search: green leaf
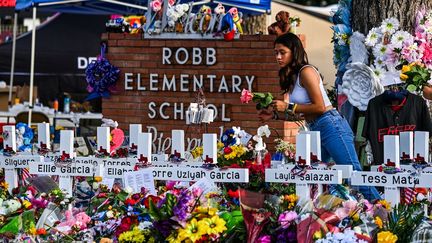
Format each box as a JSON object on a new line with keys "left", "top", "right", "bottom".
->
{"left": 149, "top": 198, "right": 162, "bottom": 221}
{"left": 407, "top": 84, "right": 417, "bottom": 92}
{"left": 116, "top": 191, "right": 129, "bottom": 202}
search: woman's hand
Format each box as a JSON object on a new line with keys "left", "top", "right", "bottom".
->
{"left": 258, "top": 107, "right": 274, "bottom": 122}
{"left": 272, "top": 100, "right": 288, "bottom": 112}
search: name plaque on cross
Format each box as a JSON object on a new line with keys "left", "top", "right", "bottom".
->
{"left": 265, "top": 168, "right": 342, "bottom": 184}
{"left": 351, "top": 171, "right": 432, "bottom": 187}
{"left": 96, "top": 158, "right": 135, "bottom": 178}
{"left": 151, "top": 167, "right": 249, "bottom": 182}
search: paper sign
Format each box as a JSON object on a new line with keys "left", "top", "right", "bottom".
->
{"left": 240, "top": 132, "right": 253, "bottom": 146}
{"left": 123, "top": 169, "right": 156, "bottom": 195}
{"left": 101, "top": 177, "right": 115, "bottom": 189}
{"left": 188, "top": 177, "right": 219, "bottom": 195}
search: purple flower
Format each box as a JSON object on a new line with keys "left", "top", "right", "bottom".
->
{"left": 172, "top": 189, "right": 192, "bottom": 222}
{"left": 153, "top": 219, "right": 175, "bottom": 237}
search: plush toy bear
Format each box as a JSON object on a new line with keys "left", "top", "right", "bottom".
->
{"left": 74, "top": 212, "right": 92, "bottom": 230}
{"left": 268, "top": 11, "right": 290, "bottom": 36}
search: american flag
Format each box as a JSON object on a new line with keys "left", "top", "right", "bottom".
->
{"left": 20, "top": 168, "right": 35, "bottom": 186}
{"left": 403, "top": 188, "right": 416, "bottom": 204}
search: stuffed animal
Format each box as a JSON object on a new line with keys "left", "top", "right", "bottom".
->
{"left": 268, "top": 11, "right": 290, "bottom": 36}
{"left": 74, "top": 212, "right": 92, "bottom": 230}
{"left": 214, "top": 3, "right": 225, "bottom": 15}
{"left": 228, "top": 7, "right": 243, "bottom": 34}
{"left": 56, "top": 210, "right": 76, "bottom": 233}
{"left": 16, "top": 123, "right": 33, "bottom": 152}
{"left": 197, "top": 5, "right": 212, "bottom": 33}
{"left": 153, "top": 20, "right": 162, "bottom": 34}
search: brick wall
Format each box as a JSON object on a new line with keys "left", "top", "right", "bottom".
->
{"left": 102, "top": 33, "right": 302, "bottom": 151}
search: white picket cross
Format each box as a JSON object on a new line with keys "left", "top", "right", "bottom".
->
{"left": 0, "top": 125, "right": 43, "bottom": 193}
{"left": 266, "top": 133, "right": 343, "bottom": 202}
{"left": 369, "top": 133, "right": 431, "bottom": 206}
{"left": 129, "top": 124, "right": 142, "bottom": 150}
{"left": 97, "top": 127, "right": 111, "bottom": 154}
{"left": 37, "top": 123, "right": 51, "bottom": 150}
{"left": 171, "top": 130, "right": 185, "bottom": 159}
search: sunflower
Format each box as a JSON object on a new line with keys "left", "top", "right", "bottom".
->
{"left": 178, "top": 218, "right": 205, "bottom": 242}
{"left": 198, "top": 216, "right": 227, "bottom": 235}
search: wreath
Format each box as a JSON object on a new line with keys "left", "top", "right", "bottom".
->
{"left": 85, "top": 43, "right": 120, "bottom": 100}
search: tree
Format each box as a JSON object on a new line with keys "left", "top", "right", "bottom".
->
{"left": 351, "top": 0, "right": 432, "bottom": 34}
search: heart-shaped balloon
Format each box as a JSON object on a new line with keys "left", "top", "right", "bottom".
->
{"left": 110, "top": 128, "right": 124, "bottom": 154}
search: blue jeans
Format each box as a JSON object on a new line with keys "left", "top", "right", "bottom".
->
{"left": 308, "top": 109, "right": 381, "bottom": 201}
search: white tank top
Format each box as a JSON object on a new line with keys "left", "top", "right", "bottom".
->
{"left": 289, "top": 65, "right": 332, "bottom": 106}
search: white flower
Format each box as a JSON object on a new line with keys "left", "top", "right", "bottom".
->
{"left": 373, "top": 58, "right": 386, "bottom": 69}
{"left": 342, "top": 62, "right": 384, "bottom": 111}
{"left": 365, "top": 27, "right": 382, "bottom": 47}
{"left": 380, "top": 17, "right": 399, "bottom": 34}
{"left": 106, "top": 210, "right": 114, "bottom": 218}
{"left": 257, "top": 125, "right": 271, "bottom": 137}
{"left": 372, "top": 65, "right": 386, "bottom": 80}
{"left": 391, "top": 30, "right": 413, "bottom": 49}
{"left": 372, "top": 43, "right": 389, "bottom": 60}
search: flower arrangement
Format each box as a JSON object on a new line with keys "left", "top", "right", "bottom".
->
{"left": 217, "top": 126, "right": 253, "bottom": 168}
{"left": 274, "top": 138, "right": 296, "bottom": 163}
{"left": 289, "top": 16, "right": 301, "bottom": 27}
{"left": 364, "top": 10, "right": 432, "bottom": 91}
{"left": 240, "top": 89, "right": 274, "bottom": 110}
{"left": 400, "top": 62, "right": 431, "bottom": 92}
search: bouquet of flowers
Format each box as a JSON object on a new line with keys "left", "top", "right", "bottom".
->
{"left": 217, "top": 127, "right": 253, "bottom": 168}
{"left": 240, "top": 89, "right": 274, "bottom": 110}
{"left": 400, "top": 62, "right": 431, "bottom": 92}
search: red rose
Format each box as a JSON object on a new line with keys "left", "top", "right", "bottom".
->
{"left": 224, "top": 147, "right": 233, "bottom": 154}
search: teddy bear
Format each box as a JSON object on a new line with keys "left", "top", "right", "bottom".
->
{"left": 228, "top": 7, "right": 243, "bottom": 34}
{"left": 268, "top": 11, "right": 290, "bottom": 36}
{"left": 74, "top": 212, "right": 92, "bottom": 230}
{"left": 195, "top": 5, "right": 212, "bottom": 33}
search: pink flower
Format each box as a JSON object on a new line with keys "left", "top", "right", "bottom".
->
{"left": 150, "top": 0, "right": 162, "bottom": 12}
{"left": 168, "top": 0, "right": 176, "bottom": 6}
{"left": 420, "top": 42, "right": 432, "bottom": 65}
{"left": 278, "top": 211, "right": 298, "bottom": 228}
{"left": 240, "top": 89, "right": 253, "bottom": 103}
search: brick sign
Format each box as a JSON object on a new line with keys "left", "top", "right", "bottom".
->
{"left": 102, "top": 34, "right": 303, "bottom": 152}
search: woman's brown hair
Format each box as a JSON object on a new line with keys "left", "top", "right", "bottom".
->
{"left": 274, "top": 33, "right": 309, "bottom": 93}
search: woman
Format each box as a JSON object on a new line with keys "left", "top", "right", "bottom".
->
{"left": 259, "top": 32, "right": 380, "bottom": 201}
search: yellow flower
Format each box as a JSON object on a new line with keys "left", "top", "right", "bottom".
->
{"left": 0, "top": 181, "right": 8, "bottom": 189}
{"left": 28, "top": 227, "right": 36, "bottom": 235}
{"left": 178, "top": 218, "right": 205, "bottom": 242}
{"left": 401, "top": 65, "right": 411, "bottom": 73}
{"left": 198, "top": 216, "right": 227, "bottom": 235}
{"left": 377, "top": 231, "right": 398, "bottom": 243}
{"left": 94, "top": 176, "right": 102, "bottom": 182}
{"left": 195, "top": 206, "right": 217, "bottom": 216}
{"left": 378, "top": 200, "right": 392, "bottom": 211}
{"left": 313, "top": 230, "right": 323, "bottom": 240}
{"left": 375, "top": 216, "right": 383, "bottom": 229}
{"left": 400, "top": 73, "right": 408, "bottom": 81}
{"left": 217, "top": 142, "right": 224, "bottom": 149}
{"left": 166, "top": 231, "right": 181, "bottom": 243}
{"left": 284, "top": 194, "right": 298, "bottom": 203}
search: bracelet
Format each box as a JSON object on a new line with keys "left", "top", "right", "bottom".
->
{"left": 293, "top": 104, "right": 298, "bottom": 114}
